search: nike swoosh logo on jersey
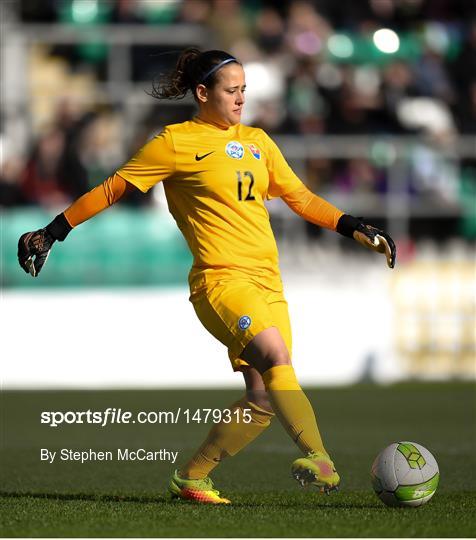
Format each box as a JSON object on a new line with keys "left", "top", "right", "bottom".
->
{"left": 195, "top": 151, "right": 214, "bottom": 161}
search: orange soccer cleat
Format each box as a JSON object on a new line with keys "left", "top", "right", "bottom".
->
{"left": 168, "top": 470, "right": 231, "bottom": 504}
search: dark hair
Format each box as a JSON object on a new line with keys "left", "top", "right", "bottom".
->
{"left": 150, "top": 48, "right": 241, "bottom": 100}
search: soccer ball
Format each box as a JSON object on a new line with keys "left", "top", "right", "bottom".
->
{"left": 371, "top": 441, "right": 439, "bottom": 507}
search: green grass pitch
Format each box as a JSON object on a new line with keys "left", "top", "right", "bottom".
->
{"left": 1, "top": 383, "right": 475, "bottom": 537}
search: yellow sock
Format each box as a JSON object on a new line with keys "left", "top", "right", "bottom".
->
{"left": 181, "top": 396, "right": 274, "bottom": 479}
{"left": 262, "top": 364, "right": 327, "bottom": 456}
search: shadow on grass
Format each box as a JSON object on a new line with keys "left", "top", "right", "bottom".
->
{"left": 0, "top": 491, "right": 166, "bottom": 504}
{"left": 232, "top": 501, "right": 383, "bottom": 510}
{"left": 0, "top": 490, "right": 383, "bottom": 509}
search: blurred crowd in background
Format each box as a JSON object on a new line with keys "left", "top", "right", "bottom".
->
{"left": 1, "top": 0, "right": 475, "bottom": 241}
{"left": 2, "top": 0, "right": 473, "bottom": 381}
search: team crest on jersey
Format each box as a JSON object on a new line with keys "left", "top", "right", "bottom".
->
{"left": 248, "top": 144, "right": 261, "bottom": 160}
{"left": 238, "top": 315, "right": 251, "bottom": 330}
{"left": 225, "top": 141, "right": 244, "bottom": 159}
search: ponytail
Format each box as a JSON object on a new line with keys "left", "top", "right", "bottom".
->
{"left": 150, "top": 48, "right": 240, "bottom": 101}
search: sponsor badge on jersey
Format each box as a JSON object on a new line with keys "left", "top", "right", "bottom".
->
{"left": 238, "top": 315, "right": 251, "bottom": 330}
{"left": 225, "top": 141, "right": 244, "bottom": 159}
{"left": 248, "top": 144, "right": 261, "bottom": 160}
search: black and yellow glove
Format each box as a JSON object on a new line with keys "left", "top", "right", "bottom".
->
{"left": 337, "top": 214, "right": 396, "bottom": 269}
{"left": 18, "top": 214, "right": 72, "bottom": 277}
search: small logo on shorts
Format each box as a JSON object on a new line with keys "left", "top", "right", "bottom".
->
{"left": 238, "top": 315, "right": 251, "bottom": 330}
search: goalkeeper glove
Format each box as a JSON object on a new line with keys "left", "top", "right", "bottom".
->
{"left": 18, "top": 214, "right": 72, "bottom": 277}
{"left": 336, "top": 214, "right": 396, "bottom": 269}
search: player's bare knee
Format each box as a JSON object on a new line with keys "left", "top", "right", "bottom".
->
{"left": 241, "top": 327, "right": 291, "bottom": 373}
{"left": 257, "top": 343, "right": 291, "bottom": 371}
{"left": 267, "top": 347, "right": 291, "bottom": 367}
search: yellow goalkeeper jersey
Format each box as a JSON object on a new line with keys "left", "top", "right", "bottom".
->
{"left": 117, "top": 117, "right": 303, "bottom": 292}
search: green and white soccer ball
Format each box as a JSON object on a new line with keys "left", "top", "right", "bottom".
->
{"left": 371, "top": 441, "right": 439, "bottom": 507}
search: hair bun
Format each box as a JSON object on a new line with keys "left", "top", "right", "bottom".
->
{"left": 149, "top": 48, "right": 239, "bottom": 101}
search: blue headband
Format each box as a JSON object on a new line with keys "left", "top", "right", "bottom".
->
{"left": 198, "top": 58, "right": 238, "bottom": 84}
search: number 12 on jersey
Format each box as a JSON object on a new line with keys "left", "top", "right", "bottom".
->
{"left": 237, "top": 170, "right": 256, "bottom": 201}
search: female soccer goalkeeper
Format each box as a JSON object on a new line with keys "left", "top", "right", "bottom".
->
{"left": 18, "top": 48, "right": 396, "bottom": 504}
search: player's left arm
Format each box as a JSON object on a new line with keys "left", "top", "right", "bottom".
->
{"left": 262, "top": 131, "right": 396, "bottom": 269}
{"left": 282, "top": 185, "right": 396, "bottom": 269}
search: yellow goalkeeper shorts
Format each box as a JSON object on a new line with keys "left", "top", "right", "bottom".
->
{"left": 190, "top": 279, "right": 292, "bottom": 371}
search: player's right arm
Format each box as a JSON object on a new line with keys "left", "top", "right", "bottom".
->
{"left": 17, "top": 174, "right": 137, "bottom": 276}
{"left": 17, "top": 128, "right": 176, "bottom": 277}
